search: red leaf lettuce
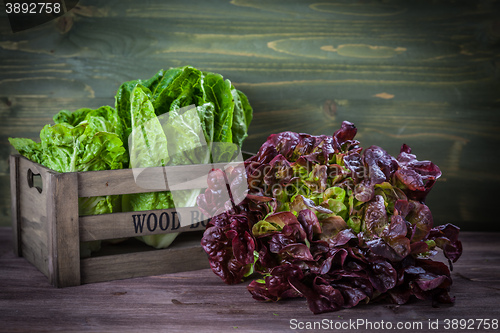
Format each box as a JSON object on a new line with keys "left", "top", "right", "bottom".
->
{"left": 199, "top": 121, "right": 462, "bottom": 314}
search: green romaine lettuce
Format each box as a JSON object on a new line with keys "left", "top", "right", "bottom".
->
{"left": 122, "top": 84, "right": 179, "bottom": 248}
{"left": 115, "top": 66, "right": 252, "bottom": 147}
{"left": 10, "top": 105, "right": 127, "bottom": 173}
{"left": 9, "top": 106, "right": 128, "bottom": 257}
{"left": 117, "top": 66, "right": 252, "bottom": 249}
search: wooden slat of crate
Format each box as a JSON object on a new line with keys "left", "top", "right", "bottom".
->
{"left": 9, "top": 155, "right": 20, "bottom": 257}
{"left": 80, "top": 233, "right": 208, "bottom": 284}
{"left": 77, "top": 161, "right": 242, "bottom": 197}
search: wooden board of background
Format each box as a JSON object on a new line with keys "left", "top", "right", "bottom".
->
{"left": 1, "top": 0, "right": 499, "bottom": 231}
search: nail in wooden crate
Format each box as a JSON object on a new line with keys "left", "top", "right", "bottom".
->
{"left": 10, "top": 154, "right": 243, "bottom": 288}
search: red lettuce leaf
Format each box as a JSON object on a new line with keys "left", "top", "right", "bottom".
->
{"left": 199, "top": 121, "right": 462, "bottom": 314}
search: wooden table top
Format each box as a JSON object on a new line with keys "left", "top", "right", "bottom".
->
{"left": 0, "top": 227, "right": 499, "bottom": 332}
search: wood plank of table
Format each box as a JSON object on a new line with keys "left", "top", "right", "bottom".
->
{"left": 0, "top": 227, "right": 499, "bottom": 332}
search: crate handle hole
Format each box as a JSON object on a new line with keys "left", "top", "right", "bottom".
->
{"left": 27, "top": 169, "right": 43, "bottom": 193}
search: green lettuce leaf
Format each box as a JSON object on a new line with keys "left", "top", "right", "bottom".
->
{"left": 232, "top": 89, "right": 253, "bottom": 148}
{"left": 124, "top": 86, "right": 213, "bottom": 248}
{"left": 118, "top": 66, "right": 252, "bottom": 249}
{"left": 115, "top": 66, "right": 253, "bottom": 148}
{"left": 9, "top": 106, "right": 128, "bottom": 257}
{"left": 152, "top": 67, "right": 202, "bottom": 116}
{"left": 201, "top": 71, "right": 234, "bottom": 143}
{"left": 122, "top": 84, "right": 179, "bottom": 248}
{"left": 7, "top": 137, "right": 43, "bottom": 165}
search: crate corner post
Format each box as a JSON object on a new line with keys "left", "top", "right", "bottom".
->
{"left": 9, "top": 155, "right": 22, "bottom": 257}
{"left": 48, "top": 171, "right": 81, "bottom": 288}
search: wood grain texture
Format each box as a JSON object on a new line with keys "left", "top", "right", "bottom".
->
{"left": 13, "top": 154, "right": 82, "bottom": 286}
{"left": 0, "top": 227, "right": 499, "bottom": 332}
{"left": 77, "top": 161, "right": 243, "bottom": 197}
{"left": 80, "top": 233, "right": 209, "bottom": 284}
{"left": 15, "top": 155, "right": 53, "bottom": 278}
{"left": 9, "top": 155, "right": 20, "bottom": 256}
{"left": 48, "top": 171, "right": 81, "bottom": 287}
{"left": 1, "top": 0, "right": 500, "bottom": 232}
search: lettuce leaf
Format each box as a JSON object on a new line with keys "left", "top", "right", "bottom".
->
{"left": 122, "top": 84, "right": 178, "bottom": 248}
{"left": 199, "top": 121, "right": 461, "bottom": 314}
{"left": 9, "top": 106, "right": 128, "bottom": 257}
{"left": 115, "top": 66, "right": 252, "bottom": 147}
{"left": 118, "top": 66, "right": 252, "bottom": 249}
{"left": 10, "top": 106, "right": 127, "bottom": 173}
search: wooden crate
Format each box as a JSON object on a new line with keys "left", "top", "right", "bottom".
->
{"left": 9, "top": 154, "right": 243, "bottom": 287}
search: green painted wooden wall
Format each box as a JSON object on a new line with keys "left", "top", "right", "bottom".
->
{"left": 1, "top": 0, "right": 499, "bottom": 231}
